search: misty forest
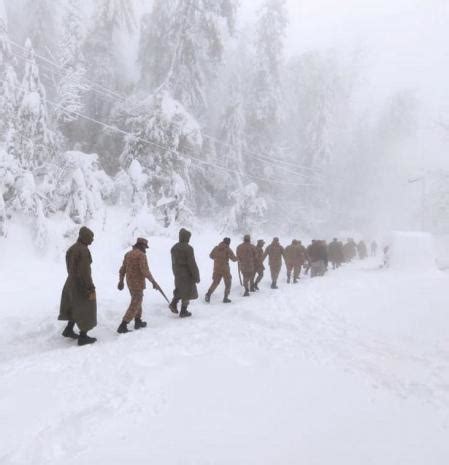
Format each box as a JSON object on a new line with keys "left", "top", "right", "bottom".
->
{"left": 1, "top": 1, "right": 449, "bottom": 464}
{"left": 1, "top": 0, "right": 447, "bottom": 242}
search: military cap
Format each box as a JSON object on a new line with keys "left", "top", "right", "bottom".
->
{"left": 135, "top": 237, "right": 149, "bottom": 248}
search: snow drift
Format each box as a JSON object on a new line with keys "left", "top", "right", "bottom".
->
{"left": 384, "top": 231, "right": 437, "bottom": 271}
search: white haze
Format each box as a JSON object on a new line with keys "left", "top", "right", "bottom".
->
{"left": 2, "top": 0, "right": 449, "bottom": 238}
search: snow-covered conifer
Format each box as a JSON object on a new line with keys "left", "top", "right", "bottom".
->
{"left": 138, "top": 0, "right": 237, "bottom": 113}
{"left": 23, "top": 0, "right": 58, "bottom": 58}
{"left": 53, "top": 150, "right": 113, "bottom": 225}
{"left": 120, "top": 90, "right": 201, "bottom": 227}
{"left": 247, "top": 0, "right": 287, "bottom": 153}
{"left": 55, "top": 0, "right": 88, "bottom": 128}
{"left": 222, "top": 183, "right": 267, "bottom": 233}
{"left": 16, "top": 39, "right": 56, "bottom": 169}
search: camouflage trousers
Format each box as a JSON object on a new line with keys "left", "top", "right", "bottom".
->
{"left": 254, "top": 269, "right": 264, "bottom": 286}
{"left": 242, "top": 271, "right": 254, "bottom": 291}
{"left": 207, "top": 270, "right": 232, "bottom": 298}
{"left": 286, "top": 264, "right": 301, "bottom": 281}
{"left": 270, "top": 264, "right": 282, "bottom": 283}
{"left": 123, "top": 289, "right": 144, "bottom": 322}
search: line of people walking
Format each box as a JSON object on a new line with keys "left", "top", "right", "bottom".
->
{"left": 58, "top": 227, "right": 376, "bottom": 347}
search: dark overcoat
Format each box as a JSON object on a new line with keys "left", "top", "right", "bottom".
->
{"left": 59, "top": 227, "right": 97, "bottom": 332}
{"left": 171, "top": 228, "right": 200, "bottom": 300}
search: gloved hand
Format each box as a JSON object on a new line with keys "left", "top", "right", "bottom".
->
{"left": 152, "top": 281, "right": 160, "bottom": 290}
{"left": 118, "top": 281, "right": 124, "bottom": 291}
{"left": 88, "top": 291, "right": 96, "bottom": 301}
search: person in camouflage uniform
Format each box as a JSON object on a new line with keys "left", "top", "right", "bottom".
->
{"left": 253, "top": 239, "right": 265, "bottom": 290}
{"left": 307, "top": 239, "right": 327, "bottom": 277}
{"left": 58, "top": 226, "right": 97, "bottom": 346}
{"left": 328, "top": 238, "right": 344, "bottom": 269}
{"left": 357, "top": 240, "right": 368, "bottom": 260}
{"left": 236, "top": 234, "right": 257, "bottom": 296}
{"left": 205, "top": 237, "right": 238, "bottom": 304}
{"left": 117, "top": 237, "right": 161, "bottom": 334}
{"left": 169, "top": 228, "right": 200, "bottom": 318}
{"left": 343, "top": 238, "right": 357, "bottom": 263}
{"left": 263, "top": 237, "right": 284, "bottom": 289}
{"left": 283, "top": 239, "right": 305, "bottom": 283}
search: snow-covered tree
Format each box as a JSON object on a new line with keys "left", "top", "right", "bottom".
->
{"left": 222, "top": 183, "right": 267, "bottom": 233}
{"left": 0, "top": 147, "right": 19, "bottom": 236}
{"left": 83, "top": 0, "right": 135, "bottom": 116}
{"left": 53, "top": 150, "right": 113, "bottom": 224}
{"left": 247, "top": 0, "right": 287, "bottom": 154}
{"left": 119, "top": 90, "right": 201, "bottom": 227}
{"left": 23, "top": 0, "right": 58, "bottom": 58}
{"left": 217, "top": 76, "right": 245, "bottom": 189}
{"left": 15, "top": 39, "right": 56, "bottom": 169}
{"left": 138, "top": 0, "right": 237, "bottom": 114}
{"left": 0, "top": 14, "right": 20, "bottom": 137}
{"left": 55, "top": 0, "right": 88, "bottom": 129}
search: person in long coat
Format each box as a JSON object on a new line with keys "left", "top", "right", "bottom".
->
{"left": 169, "top": 228, "right": 200, "bottom": 318}
{"left": 263, "top": 237, "right": 284, "bottom": 289}
{"left": 58, "top": 226, "right": 97, "bottom": 346}
{"left": 205, "top": 237, "right": 238, "bottom": 304}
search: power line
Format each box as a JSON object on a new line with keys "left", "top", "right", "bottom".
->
{"left": 7, "top": 80, "right": 318, "bottom": 189}
{"left": 7, "top": 37, "right": 323, "bottom": 179}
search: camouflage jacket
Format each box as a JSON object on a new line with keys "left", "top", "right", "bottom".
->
{"left": 119, "top": 247, "right": 155, "bottom": 291}
{"left": 210, "top": 242, "right": 238, "bottom": 274}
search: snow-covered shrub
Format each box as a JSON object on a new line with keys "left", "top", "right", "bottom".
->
{"left": 222, "top": 182, "right": 267, "bottom": 233}
{"left": 53, "top": 150, "right": 113, "bottom": 224}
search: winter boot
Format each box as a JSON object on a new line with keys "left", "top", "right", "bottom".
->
{"left": 169, "top": 299, "right": 179, "bottom": 314}
{"left": 179, "top": 305, "right": 192, "bottom": 318}
{"left": 62, "top": 321, "right": 79, "bottom": 339}
{"left": 134, "top": 318, "right": 147, "bottom": 330}
{"left": 287, "top": 276, "right": 291, "bottom": 284}
{"left": 250, "top": 285, "right": 256, "bottom": 292}
{"left": 271, "top": 281, "right": 278, "bottom": 289}
{"left": 78, "top": 332, "right": 97, "bottom": 346}
{"left": 223, "top": 297, "right": 232, "bottom": 303}
{"left": 117, "top": 321, "right": 132, "bottom": 334}
{"left": 205, "top": 293, "right": 211, "bottom": 303}
{"left": 293, "top": 278, "right": 298, "bottom": 284}
{"left": 254, "top": 283, "right": 259, "bottom": 291}
{"left": 243, "top": 288, "right": 250, "bottom": 297}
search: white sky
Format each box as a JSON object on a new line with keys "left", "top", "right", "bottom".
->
{"left": 242, "top": 0, "right": 449, "bottom": 110}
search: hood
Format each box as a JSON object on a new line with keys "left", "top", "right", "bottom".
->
{"left": 78, "top": 226, "right": 94, "bottom": 245}
{"left": 179, "top": 228, "right": 191, "bottom": 243}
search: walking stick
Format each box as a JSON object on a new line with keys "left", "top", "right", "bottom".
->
{"left": 155, "top": 284, "right": 170, "bottom": 304}
{"left": 237, "top": 262, "right": 243, "bottom": 286}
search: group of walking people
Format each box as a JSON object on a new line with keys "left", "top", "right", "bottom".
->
{"left": 58, "top": 226, "right": 376, "bottom": 346}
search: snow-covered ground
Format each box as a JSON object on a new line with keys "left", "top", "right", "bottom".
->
{"left": 1, "top": 226, "right": 449, "bottom": 464}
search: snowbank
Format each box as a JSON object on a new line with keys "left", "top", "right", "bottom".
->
{"left": 384, "top": 231, "right": 437, "bottom": 271}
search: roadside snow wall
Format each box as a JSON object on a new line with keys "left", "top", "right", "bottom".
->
{"left": 385, "top": 231, "right": 437, "bottom": 271}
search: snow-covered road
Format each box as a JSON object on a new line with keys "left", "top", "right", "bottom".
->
{"left": 1, "top": 232, "right": 449, "bottom": 464}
